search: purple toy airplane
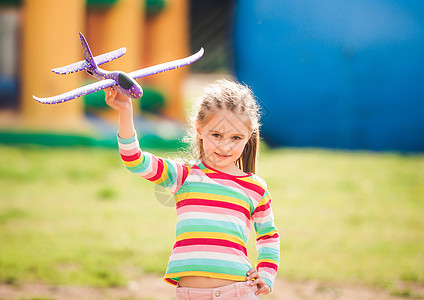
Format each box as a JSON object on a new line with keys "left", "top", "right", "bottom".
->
{"left": 33, "top": 32, "right": 204, "bottom": 104}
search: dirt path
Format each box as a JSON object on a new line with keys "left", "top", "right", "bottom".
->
{"left": 1, "top": 275, "right": 419, "bottom": 300}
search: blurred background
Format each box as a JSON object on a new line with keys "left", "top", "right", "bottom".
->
{"left": 0, "top": 0, "right": 423, "bottom": 151}
{"left": 0, "top": 1, "right": 423, "bottom": 300}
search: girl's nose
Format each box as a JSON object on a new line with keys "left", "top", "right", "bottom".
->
{"left": 219, "top": 139, "right": 232, "bottom": 152}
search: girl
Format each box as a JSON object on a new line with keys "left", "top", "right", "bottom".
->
{"left": 105, "top": 79, "right": 280, "bottom": 299}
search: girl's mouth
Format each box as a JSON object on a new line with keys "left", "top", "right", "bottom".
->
{"left": 214, "top": 152, "right": 231, "bottom": 159}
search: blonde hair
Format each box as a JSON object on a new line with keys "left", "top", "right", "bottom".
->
{"left": 184, "top": 79, "right": 261, "bottom": 173}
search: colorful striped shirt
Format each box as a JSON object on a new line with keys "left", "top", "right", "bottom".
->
{"left": 118, "top": 135, "right": 280, "bottom": 290}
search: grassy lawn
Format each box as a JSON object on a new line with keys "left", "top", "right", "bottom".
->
{"left": 0, "top": 145, "right": 423, "bottom": 294}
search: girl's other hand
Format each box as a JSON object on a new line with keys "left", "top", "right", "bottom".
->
{"left": 105, "top": 87, "right": 132, "bottom": 112}
{"left": 246, "top": 268, "right": 271, "bottom": 296}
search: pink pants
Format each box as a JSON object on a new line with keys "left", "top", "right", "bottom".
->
{"left": 176, "top": 281, "right": 260, "bottom": 300}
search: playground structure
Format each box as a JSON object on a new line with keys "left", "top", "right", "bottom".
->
{"left": 0, "top": 0, "right": 190, "bottom": 146}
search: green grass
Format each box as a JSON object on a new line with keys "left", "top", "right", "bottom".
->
{"left": 257, "top": 149, "right": 424, "bottom": 290}
{"left": 0, "top": 145, "right": 423, "bottom": 294}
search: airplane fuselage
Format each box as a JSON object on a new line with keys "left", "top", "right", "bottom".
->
{"left": 87, "top": 67, "right": 143, "bottom": 99}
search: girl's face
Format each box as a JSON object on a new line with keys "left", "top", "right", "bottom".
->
{"left": 197, "top": 109, "right": 251, "bottom": 175}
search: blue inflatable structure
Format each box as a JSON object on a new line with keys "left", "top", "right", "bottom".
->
{"left": 234, "top": 0, "right": 424, "bottom": 152}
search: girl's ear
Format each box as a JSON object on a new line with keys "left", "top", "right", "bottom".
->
{"left": 196, "top": 120, "right": 203, "bottom": 139}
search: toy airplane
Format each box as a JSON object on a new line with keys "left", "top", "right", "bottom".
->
{"left": 33, "top": 32, "right": 204, "bottom": 104}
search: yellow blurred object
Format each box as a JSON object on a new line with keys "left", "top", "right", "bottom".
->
{"left": 21, "top": 0, "right": 87, "bottom": 131}
{"left": 2, "top": 0, "right": 190, "bottom": 134}
{"left": 145, "top": 0, "right": 189, "bottom": 121}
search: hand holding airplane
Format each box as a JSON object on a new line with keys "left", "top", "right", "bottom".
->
{"left": 33, "top": 32, "right": 204, "bottom": 104}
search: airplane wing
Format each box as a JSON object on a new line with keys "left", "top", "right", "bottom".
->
{"left": 52, "top": 47, "right": 127, "bottom": 75}
{"left": 94, "top": 47, "right": 126, "bottom": 66}
{"left": 33, "top": 79, "right": 116, "bottom": 104}
{"left": 128, "top": 48, "right": 204, "bottom": 80}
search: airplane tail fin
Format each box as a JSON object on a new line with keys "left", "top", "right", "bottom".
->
{"left": 79, "top": 32, "right": 97, "bottom": 69}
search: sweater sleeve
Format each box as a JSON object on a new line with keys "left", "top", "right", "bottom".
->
{"left": 117, "top": 134, "right": 189, "bottom": 194}
{"left": 252, "top": 189, "right": 280, "bottom": 291}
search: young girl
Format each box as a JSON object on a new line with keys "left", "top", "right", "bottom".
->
{"left": 105, "top": 79, "right": 280, "bottom": 299}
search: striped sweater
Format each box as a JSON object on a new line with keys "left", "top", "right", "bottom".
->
{"left": 118, "top": 135, "right": 280, "bottom": 290}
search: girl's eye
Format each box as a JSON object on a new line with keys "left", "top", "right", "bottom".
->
{"left": 232, "top": 136, "right": 242, "bottom": 140}
{"left": 212, "top": 133, "right": 221, "bottom": 138}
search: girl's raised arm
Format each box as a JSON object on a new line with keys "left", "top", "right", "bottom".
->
{"left": 105, "top": 87, "right": 190, "bottom": 196}
{"left": 105, "top": 87, "right": 135, "bottom": 139}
